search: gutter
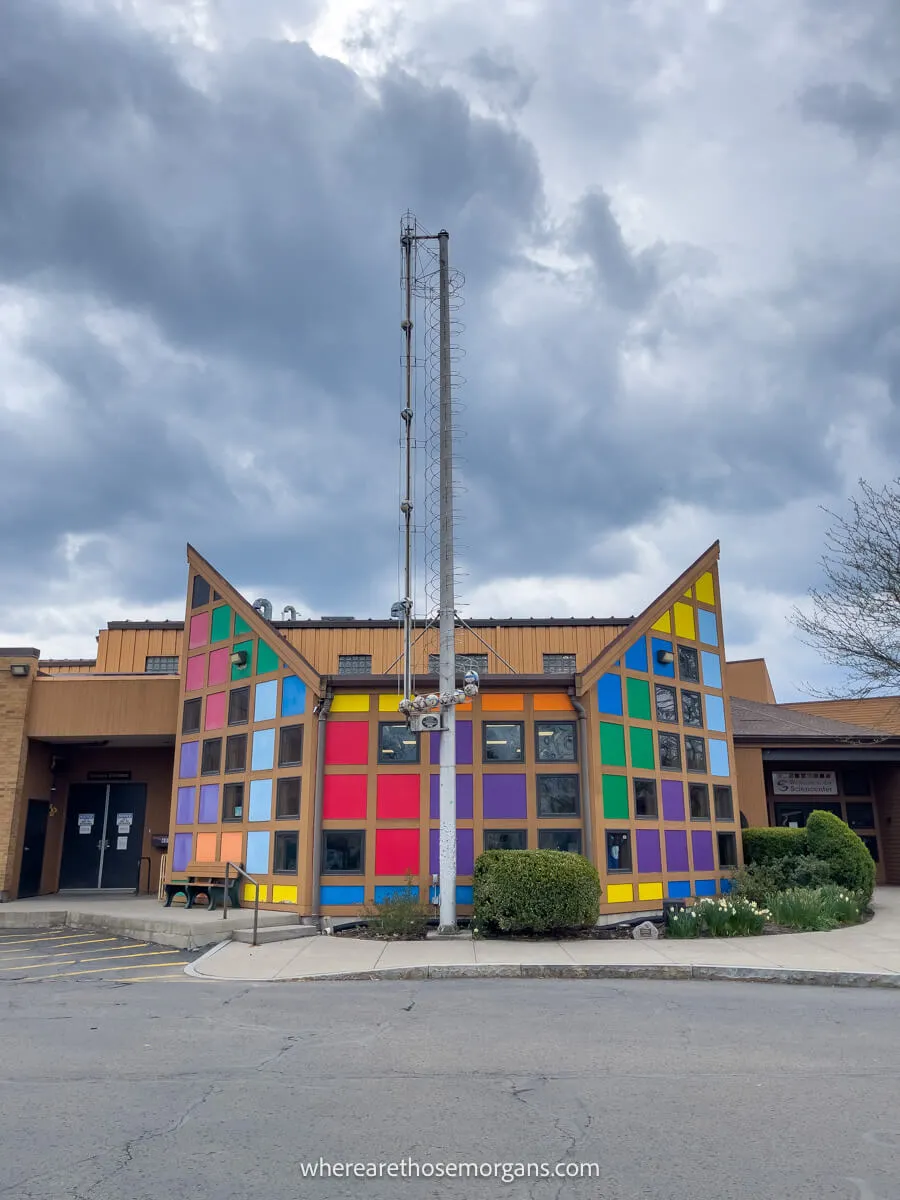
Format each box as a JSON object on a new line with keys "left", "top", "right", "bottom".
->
{"left": 310, "top": 689, "right": 333, "bottom": 921}
{"left": 568, "top": 688, "right": 594, "bottom": 867}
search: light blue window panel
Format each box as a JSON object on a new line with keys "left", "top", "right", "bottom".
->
{"left": 246, "top": 831, "right": 270, "bottom": 874}
{"left": 321, "top": 885, "right": 365, "bottom": 905}
{"left": 281, "top": 675, "right": 306, "bottom": 717}
{"left": 651, "top": 638, "right": 675, "bottom": 678}
{"left": 374, "top": 885, "right": 420, "bottom": 903}
{"left": 597, "top": 673, "right": 623, "bottom": 716}
{"left": 624, "top": 638, "right": 648, "bottom": 673}
{"left": 254, "top": 679, "right": 278, "bottom": 722}
{"left": 668, "top": 881, "right": 691, "bottom": 899}
{"left": 249, "top": 778, "right": 273, "bottom": 822}
{"left": 720, "top": 878, "right": 733, "bottom": 894}
{"left": 697, "top": 609, "right": 718, "bottom": 647}
{"left": 695, "top": 879, "right": 717, "bottom": 897}
{"left": 251, "top": 727, "right": 275, "bottom": 772}
{"left": 701, "top": 651, "right": 722, "bottom": 690}
{"left": 456, "top": 885, "right": 474, "bottom": 905}
{"left": 709, "top": 738, "right": 730, "bottom": 777}
{"left": 706, "top": 694, "right": 726, "bottom": 732}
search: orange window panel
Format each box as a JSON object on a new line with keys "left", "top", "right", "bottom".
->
{"left": 533, "top": 693, "right": 574, "bottom": 711}
{"left": 481, "top": 694, "right": 524, "bottom": 712}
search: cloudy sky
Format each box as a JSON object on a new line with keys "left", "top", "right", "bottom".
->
{"left": 1, "top": 0, "right": 898, "bottom": 699}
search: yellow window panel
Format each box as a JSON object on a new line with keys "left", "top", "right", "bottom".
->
{"left": 651, "top": 612, "right": 671, "bottom": 634}
{"left": 683, "top": 587, "right": 693, "bottom": 598}
{"left": 695, "top": 572, "right": 715, "bottom": 606}
{"left": 638, "top": 882, "right": 664, "bottom": 902}
{"left": 331, "top": 694, "right": 371, "bottom": 713}
{"left": 673, "top": 602, "right": 696, "bottom": 640}
{"left": 379, "top": 694, "right": 403, "bottom": 711}
{"left": 606, "top": 883, "right": 634, "bottom": 904}
{"left": 243, "top": 883, "right": 268, "bottom": 903}
{"left": 272, "top": 886, "right": 298, "bottom": 904}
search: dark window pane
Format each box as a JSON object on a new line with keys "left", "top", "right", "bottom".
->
{"left": 338, "top": 655, "right": 372, "bottom": 675}
{"left": 543, "top": 653, "right": 576, "bottom": 674}
{"left": 536, "top": 775, "right": 580, "bottom": 816}
{"left": 224, "top": 733, "right": 247, "bottom": 773}
{"left": 685, "top": 736, "right": 707, "bottom": 773}
{"left": 276, "top": 778, "right": 301, "bottom": 819}
{"left": 689, "top": 783, "right": 710, "bottom": 820}
{"left": 634, "top": 778, "right": 658, "bottom": 818}
{"left": 147, "top": 656, "right": 179, "bottom": 674}
{"left": 322, "top": 831, "right": 365, "bottom": 874}
{"left": 191, "top": 574, "right": 211, "bottom": 608}
{"left": 535, "top": 721, "right": 577, "bottom": 762}
{"left": 655, "top": 684, "right": 677, "bottom": 723}
{"left": 606, "top": 830, "right": 632, "bottom": 872}
{"left": 658, "top": 732, "right": 681, "bottom": 770}
{"left": 278, "top": 724, "right": 303, "bottom": 766}
{"left": 379, "top": 723, "right": 419, "bottom": 764}
{"left": 428, "top": 653, "right": 488, "bottom": 675}
{"left": 228, "top": 686, "right": 250, "bottom": 726}
{"left": 860, "top": 834, "right": 879, "bottom": 862}
{"left": 681, "top": 690, "right": 703, "bottom": 727}
{"left": 201, "top": 738, "right": 222, "bottom": 775}
{"left": 845, "top": 801, "right": 875, "bottom": 830}
{"left": 678, "top": 646, "right": 700, "bottom": 683}
{"left": 774, "top": 801, "right": 842, "bottom": 828}
{"left": 714, "top": 785, "right": 734, "bottom": 820}
{"left": 717, "top": 832, "right": 738, "bottom": 868}
{"left": 223, "top": 783, "right": 244, "bottom": 821}
{"left": 182, "top": 698, "right": 201, "bottom": 734}
{"left": 484, "top": 829, "right": 528, "bottom": 851}
{"left": 483, "top": 722, "right": 524, "bottom": 763}
{"left": 274, "top": 831, "right": 299, "bottom": 874}
{"left": 538, "top": 829, "right": 583, "bottom": 854}
{"left": 842, "top": 770, "right": 871, "bottom": 796}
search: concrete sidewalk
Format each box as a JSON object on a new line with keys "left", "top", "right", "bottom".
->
{"left": 188, "top": 888, "right": 900, "bottom": 988}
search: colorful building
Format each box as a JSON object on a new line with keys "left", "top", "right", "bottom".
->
{"left": 2, "top": 541, "right": 897, "bottom": 917}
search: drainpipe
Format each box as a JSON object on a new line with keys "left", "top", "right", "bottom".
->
{"left": 569, "top": 689, "right": 594, "bottom": 867}
{"left": 311, "top": 690, "right": 333, "bottom": 922}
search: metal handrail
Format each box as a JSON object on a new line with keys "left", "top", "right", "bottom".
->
{"left": 223, "top": 861, "right": 262, "bottom": 947}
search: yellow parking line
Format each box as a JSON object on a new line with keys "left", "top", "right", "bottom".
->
{"left": 0, "top": 933, "right": 103, "bottom": 947}
{"left": 0, "top": 936, "right": 118, "bottom": 953}
{"left": 21, "top": 950, "right": 182, "bottom": 973}
{"left": 0, "top": 957, "right": 78, "bottom": 971}
{"left": 33, "top": 961, "right": 187, "bottom": 980}
{"left": 0, "top": 944, "right": 151, "bottom": 964}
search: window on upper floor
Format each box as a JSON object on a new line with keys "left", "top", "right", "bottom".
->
{"left": 428, "top": 653, "right": 488, "bottom": 675}
{"left": 146, "top": 656, "right": 179, "bottom": 673}
{"left": 543, "top": 653, "right": 576, "bottom": 674}
{"left": 338, "top": 655, "right": 372, "bottom": 675}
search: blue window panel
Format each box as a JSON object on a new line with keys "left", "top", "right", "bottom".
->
{"left": 668, "top": 881, "right": 691, "bottom": 899}
{"left": 281, "top": 675, "right": 306, "bottom": 717}
{"left": 613, "top": 660, "right": 620, "bottom": 667}
{"left": 456, "top": 885, "right": 474, "bottom": 905}
{"left": 698, "top": 609, "right": 718, "bottom": 647}
{"left": 709, "top": 738, "right": 730, "bottom": 777}
{"left": 720, "top": 878, "right": 733, "bottom": 894}
{"left": 597, "top": 673, "right": 623, "bottom": 716}
{"left": 251, "top": 727, "right": 275, "bottom": 772}
{"left": 706, "top": 694, "right": 726, "bottom": 732}
{"left": 254, "top": 679, "right": 278, "bottom": 722}
{"left": 246, "top": 831, "right": 270, "bottom": 874}
{"left": 695, "top": 879, "right": 717, "bottom": 897}
{"left": 701, "top": 651, "right": 722, "bottom": 690}
{"left": 651, "top": 638, "right": 675, "bottom": 678}
{"left": 624, "top": 638, "right": 648, "bottom": 673}
{"left": 248, "top": 778, "right": 273, "bottom": 822}
{"left": 374, "top": 885, "right": 420, "bottom": 903}
{"left": 321, "top": 885, "right": 365, "bottom": 905}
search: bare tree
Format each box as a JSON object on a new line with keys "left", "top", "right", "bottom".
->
{"left": 792, "top": 479, "right": 900, "bottom": 697}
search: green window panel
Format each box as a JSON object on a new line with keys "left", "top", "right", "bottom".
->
{"left": 602, "top": 774, "right": 629, "bottom": 820}
{"left": 231, "top": 639, "right": 255, "bottom": 681}
{"left": 629, "top": 726, "right": 655, "bottom": 770}
{"left": 257, "top": 640, "right": 280, "bottom": 676}
{"left": 599, "top": 722, "right": 626, "bottom": 767}
{"left": 626, "top": 677, "right": 652, "bottom": 722}
{"left": 210, "top": 605, "right": 233, "bottom": 644}
{"left": 234, "top": 614, "right": 253, "bottom": 636}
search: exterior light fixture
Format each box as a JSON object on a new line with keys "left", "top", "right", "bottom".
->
{"left": 656, "top": 649, "right": 675, "bottom": 665}
{"left": 230, "top": 650, "right": 248, "bottom": 668}
{"left": 9, "top": 663, "right": 30, "bottom": 677}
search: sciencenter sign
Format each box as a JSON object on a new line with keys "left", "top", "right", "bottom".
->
{"left": 771, "top": 770, "right": 838, "bottom": 796}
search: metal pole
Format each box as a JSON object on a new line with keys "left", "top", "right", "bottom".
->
{"left": 401, "top": 220, "right": 415, "bottom": 703}
{"left": 437, "top": 229, "right": 457, "bottom": 931}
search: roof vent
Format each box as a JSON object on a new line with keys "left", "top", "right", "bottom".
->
{"left": 252, "top": 598, "right": 273, "bottom": 621}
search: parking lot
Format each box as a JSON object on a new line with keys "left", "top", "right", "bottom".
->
{"left": 0, "top": 928, "right": 197, "bottom": 983}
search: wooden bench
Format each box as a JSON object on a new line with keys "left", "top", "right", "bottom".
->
{"left": 163, "top": 879, "right": 189, "bottom": 907}
{"left": 168, "top": 861, "right": 242, "bottom": 911}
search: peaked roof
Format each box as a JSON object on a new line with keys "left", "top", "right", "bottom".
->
{"left": 729, "top": 696, "right": 893, "bottom": 742}
{"left": 577, "top": 542, "right": 720, "bottom": 695}
{"left": 186, "top": 545, "right": 321, "bottom": 693}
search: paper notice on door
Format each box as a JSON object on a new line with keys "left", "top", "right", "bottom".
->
{"left": 79, "top": 827, "right": 91, "bottom": 835}
{"left": 116, "top": 836, "right": 128, "bottom": 850}
{"left": 117, "top": 823, "right": 130, "bottom": 834}
{"left": 78, "top": 813, "right": 94, "bottom": 826}
{"left": 118, "top": 814, "right": 133, "bottom": 825}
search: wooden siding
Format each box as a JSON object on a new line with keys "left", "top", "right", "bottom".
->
{"left": 95, "top": 627, "right": 181, "bottom": 673}
{"left": 733, "top": 745, "right": 768, "bottom": 827}
{"left": 26, "top": 677, "right": 180, "bottom": 739}
{"left": 725, "top": 659, "right": 776, "bottom": 705}
{"left": 786, "top": 697, "right": 900, "bottom": 736}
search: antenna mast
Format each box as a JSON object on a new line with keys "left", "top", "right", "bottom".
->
{"left": 399, "top": 216, "right": 415, "bottom": 703}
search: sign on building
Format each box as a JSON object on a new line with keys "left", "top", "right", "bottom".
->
{"left": 771, "top": 770, "right": 838, "bottom": 796}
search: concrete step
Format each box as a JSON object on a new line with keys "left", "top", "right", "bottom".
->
{"left": 232, "top": 924, "right": 319, "bottom": 945}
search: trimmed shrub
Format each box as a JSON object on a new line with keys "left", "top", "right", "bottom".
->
{"left": 742, "top": 827, "right": 808, "bottom": 865}
{"left": 805, "top": 810, "right": 876, "bottom": 906}
{"left": 731, "top": 854, "right": 833, "bottom": 904}
{"left": 473, "top": 850, "right": 601, "bottom": 935}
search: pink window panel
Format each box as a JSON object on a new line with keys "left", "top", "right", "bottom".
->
{"left": 205, "top": 691, "right": 226, "bottom": 731}
{"left": 185, "top": 654, "right": 206, "bottom": 691}
{"left": 208, "top": 647, "right": 229, "bottom": 687}
{"left": 189, "top": 612, "right": 210, "bottom": 649}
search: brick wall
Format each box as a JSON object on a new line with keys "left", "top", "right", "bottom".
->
{"left": 0, "top": 650, "right": 40, "bottom": 900}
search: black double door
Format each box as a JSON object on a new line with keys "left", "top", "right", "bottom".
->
{"left": 59, "top": 783, "right": 147, "bottom": 890}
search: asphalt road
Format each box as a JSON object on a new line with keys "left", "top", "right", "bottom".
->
{"left": 1, "top": 976, "right": 898, "bottom": 1200}
{"left": 0, "top": 928, "right": 196, "bottom": 982}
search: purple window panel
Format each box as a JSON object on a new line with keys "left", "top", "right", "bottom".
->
{"left": 429, "top": 828, "right": 475, "bottom": 875}
{"left": 692, "top": 830, "right": 715, "bottom": 871}
{"left": 636, "top": 828, "right": 662, "bottom": 874}
{"left": 175, "top": 786, "right": 195, "bottom": 825}
{"left": 430, "top": 720, "right": 473, "bottom": 765}
{"left": 482, "top": 774, "right": 527, "bottom": 819}
{"left": 198, "top": 784, "right": 220, "bottom": 824}
{"left": 172, "top": 833, "right": 193, "bottom": 872}
{"left": 179, "top": 741, "right": 199, "bottom": 779}
{"left": 429, "top": 773, "right": 474, "bottom": 819}
{"left": 661, "top": 779, "right": 685, "bottom": 821}
{"left": 665, "top": 829, "right": 690, "bottom": 873}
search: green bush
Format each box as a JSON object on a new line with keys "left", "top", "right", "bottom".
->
{"left": 805, "top": 810, "right": 876, "bottom": 906}
{"left": 473, "top": 850, "right": 601, "bottom": 935}
{"left": 742, "top": 827, "right": 808, "bottom": 865}
{"left": 731, "top": 854, "right": 834, "bottom": 904}
{"left": 366, "top": 881, "right": 432, "bottom": 939}
{"left": 665, "top": 897, "right": 768, "bottom": 938}
{"left": 768, "top": 885, "right": 864, "bottom": 932}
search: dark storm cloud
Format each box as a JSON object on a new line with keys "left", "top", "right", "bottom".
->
{"left": 799, "top": 82, "right": 899, "bottom": 149}
{"left": 568, "top": 189, "right": 661, "bottom": 312}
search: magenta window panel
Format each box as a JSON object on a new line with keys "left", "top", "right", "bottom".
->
{"left": 198, "top": 784, "right": 219, "bottom": 823}
{"left": 185, "top": 654, "right": 206, "bottom": 691}
{"left": 636, "top": 828, "right": 662, "bottom": 873}
{"left": 429, "top": 828, "right": 475, "bottom": 875}
{"left": 172, "top": 832, "right": 193, "bottom": 872}
{"left": 175, "top": 786, "right": 196, "bottom": 825}
{"left": 179, "top": 741, "right": 199, "bottom": 779}
{"left": 692, "top": 829, "right": 715, "bottom": 872}
{"left": 661, "top": 779, "right": 685, "bottom": 821}
{"left": 483, "top": 774, "right": 527, "bottom": 819}
{"left": 430, "top": 720, "right": 473, "bottom": 765}
{"left": 189, "top": 612, "right": 210, "bottom": 649}
{"left": 205, "top": 692, "right": 226, "bottom": 731}
{"left": 665, "top": 829, "right": 690, "bottom": 872}
{"left": 429, "top": 773, "right": 474, "bottom": 819}
{"left": 208, "top": 647, "right": 229, "bottom": 687}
